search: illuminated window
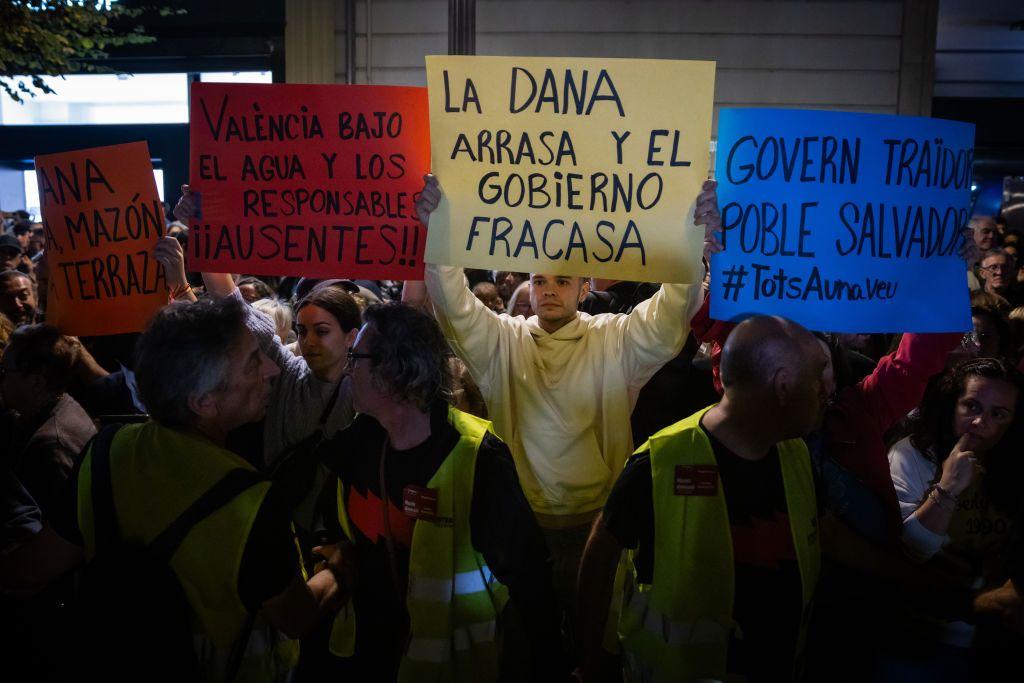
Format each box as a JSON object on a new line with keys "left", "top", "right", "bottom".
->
{"left": 200, "top": 71, "right": 273, "bottom": 84}
{"left": 0, "top": 73, "right": 189, "bottom": 125}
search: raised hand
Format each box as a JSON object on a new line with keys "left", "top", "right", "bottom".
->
{"left": 415, "top": 174, "right": 441, "bottom": 228}
{"left": 695, "top": 179, "right": 723, "bottom": 261}
{"left": 153, "top": 235, "right": 188, "bottom": 290}
{"left": 173, "top": 184, "right": 200, "bottom": 223}
{"left": 939, "top": 432, "right": 978, "bottom": 498}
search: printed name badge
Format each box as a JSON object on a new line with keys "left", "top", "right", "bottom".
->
{"left": 675, "top": 465, "right": 719, "bottom": 496}
{"left": 403, "top": 485, "right": 439, "bottom": 520}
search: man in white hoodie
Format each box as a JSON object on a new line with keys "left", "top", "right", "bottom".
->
{"left": 415, "top": 174, "right": 720, "bottom": 619}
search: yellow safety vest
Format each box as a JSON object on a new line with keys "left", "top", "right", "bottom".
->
{"left": 330, "top": 406, "right": 510, "bottom": 682}
{"left": 77, "top": 421, "right": 300, "bottom": 683}
{"left": 618, "top": 406, "right": 820, "bottom": 682}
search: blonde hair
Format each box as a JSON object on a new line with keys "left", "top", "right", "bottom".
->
{"left": 252, "top": 297, "right": 295, "bottom": 344}
{"left": 507, "top": 280, "right": 532, "bottom": 317}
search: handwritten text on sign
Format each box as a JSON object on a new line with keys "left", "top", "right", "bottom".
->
{"left": 711, "top": 109, "right": 974, "bottom": 333}
{"left": 188, "top": 83, "right": 430, "bottom": 279}
{"left": 424, "top": 56, "right": 715, "bottom": 283}
{"left": 35, "top": 141, "right": 166, "bottom": 336}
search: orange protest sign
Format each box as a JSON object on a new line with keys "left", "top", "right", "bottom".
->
{"left": 35, "top": 141, "right": 167, "bottom": 336}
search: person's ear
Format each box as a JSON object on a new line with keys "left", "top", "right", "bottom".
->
{"left": 187, "top": 390, "right": 218, "bottom": 421}
{"left": 578, "top": 278, "right": 591, "bottom": 303}
{"left": 344, "top": 327, "right": 358, "bottom": 350}
{"left": 772, "top": 366, "right": 794, "bottom": 405}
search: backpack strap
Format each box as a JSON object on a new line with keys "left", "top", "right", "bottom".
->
{"left": 88, "top": 425, "right": 268, "bottom": 683}
{"left": 147, "top": 467, "right": 266, "bottom": 683}
{"left": 88, "top": 423, "right": 125, "bottom": 553}
{"left": 149, "top": 468, "right": 266, "bottom": 563}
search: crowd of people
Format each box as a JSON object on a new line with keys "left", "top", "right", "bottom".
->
{"left": 1, "top": 177, "right": 1023, "bottom": 682}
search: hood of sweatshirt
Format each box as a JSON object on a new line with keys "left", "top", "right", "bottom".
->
{"left": 523, "top": 313, "right": 592, "bottom": 386}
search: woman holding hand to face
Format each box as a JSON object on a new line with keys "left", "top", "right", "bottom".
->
{"left": 886, "top": 358, "right": 1024, "bottom": 681}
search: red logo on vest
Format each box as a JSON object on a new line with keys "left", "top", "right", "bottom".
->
{"left": 674, "top": 465, "right": 719, "bottom": 496}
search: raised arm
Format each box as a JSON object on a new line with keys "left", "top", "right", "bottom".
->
{"left": 618, "top": 179, "right": 721, "bottom": 383}
{"left": 416, "top": 175, "right": 511, "bottom": 385}
{"left": 172, "top": 184, "right": 237, "bottom": 298}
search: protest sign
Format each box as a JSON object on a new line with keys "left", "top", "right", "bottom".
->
{"left": 711, "top": 109, "right": 974, "bottom": 333}
{"left": 424, "top": 56, "right": 715, "bottom": 283}
{"left": 188, "top": 83, "right": 430, "bottom": 279}
{"left": 35, "top": 141, "right": 166, "bottom": 336}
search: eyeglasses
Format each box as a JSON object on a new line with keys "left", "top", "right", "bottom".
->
{"left": 980, "top": 264, "right": 1013, "bottom": 273}
{"left": 345, "top": 350, "right": 373, "bottom": 369}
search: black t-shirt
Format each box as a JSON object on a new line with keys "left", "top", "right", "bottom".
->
{"left": 318, "top": 401, "right": 564, "bottom": 680}
{"left": 50, "top": 443, "right": 300, "bottom": 610}
{"left": 603, "top": 422, "right": 806, "bottom": 682}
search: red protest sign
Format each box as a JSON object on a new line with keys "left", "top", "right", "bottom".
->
{"left": 35, "top": 141, "right": 167, "bottom": 336}
{"left": 187, "top": 83, "right": 430, "bottom": 279}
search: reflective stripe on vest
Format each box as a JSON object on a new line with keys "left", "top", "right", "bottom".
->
{"left": 618, "top": 406, "right": 820, "bottom": 682}
{"left": 330, "top": 406, "right": 510, "bottom": 682}
{"left": 410, "top": 565, "right": 496, "bottom": 603}
{"left": 77, "top": 421, "right": 300, "bottom": 682}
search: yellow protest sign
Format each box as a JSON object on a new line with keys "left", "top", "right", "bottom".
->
{"left": 424, "top": 55, "right": 715, "bottom": 283}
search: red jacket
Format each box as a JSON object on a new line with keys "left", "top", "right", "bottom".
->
{"left": 691, "top": 296, "right": 961, "bottom": 544}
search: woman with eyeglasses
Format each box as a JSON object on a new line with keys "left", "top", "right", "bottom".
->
{"left": 883, "top": 357, "right": 1024, "bottom": 681}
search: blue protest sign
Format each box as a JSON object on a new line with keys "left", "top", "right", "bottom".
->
{"left": 711, "top": 108, "right": 974, "bottom": 333}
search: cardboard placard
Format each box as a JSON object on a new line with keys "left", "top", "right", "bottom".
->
{"left": 424, "top": 55, "right": 715, "bottom": 283}
{"left": 187, "top": 82, "right": 431, "bottom": 279}
{"left": 711, "top": 108, "right": 974, "bottom": 333}
{"left": 35, "top": 141, "right": 166, "bottom": 336}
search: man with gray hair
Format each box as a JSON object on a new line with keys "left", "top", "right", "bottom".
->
{"left": 23, "top": 297, "right": 347, "bottom": 681}
{"left": 977, "top": 247, "right": 1019, "bottom": 305}
{"left": 967, "top": 215, "right": 999, "bottom": 291}
{"left": 317, "top": 302, "right": 565, "bottom": 680}
{"left": 577, "top": 315, "right": 828, "bottom": 682}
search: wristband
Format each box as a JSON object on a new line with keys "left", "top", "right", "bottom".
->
{"left": 934, "top": 483, "right": 959, "bottom": 502}
{"left": 929, "top": 488, "right": 956, "bottom": 513}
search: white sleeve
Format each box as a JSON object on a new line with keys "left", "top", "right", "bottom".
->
{"left": 617, "top": 283, "right": 702, "bottom": 385}
{"left": 888, "top": 439, "right": 947, "bottom": 562}
{"left": 424, "top": 264, "right": 513, "bottom": 387}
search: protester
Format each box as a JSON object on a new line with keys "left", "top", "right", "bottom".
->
{"left": 174, "top": 187, "right": 359, "bottom": 465}
{"left": 316, "top": 303, "right": 566, "bottom": 680}
{"left": 0, "top": 325, "right": 96, "bottom": 517}
{"left": 0, "top": 270, "right": 37, "bottom": 326}
{"left": 253, "top": 297, "right": 296, "bottom": 345}
{"left": 414, "top": 173, "right": 717, "bottom": 641}
{"left": 495, "top": 270, "right": 529, "bottom": 305}
{"left": 969, "top": 305, "right": 1013, "bottom": 361}
{"left": 237, "top": 276, "right": 275, "bottom": 303}
{"left": 577, "top": 315, "right": 827, "bottom": 682}
{"left": 886, "top": 357, "right": 1024, "bottom": 680}
{"left": 471, "top": 280, "right": 505, "bottom": 313}
{"left": 8, "top": 297, "right": 347, "bottom": 681}
{"left": 977, "top": 248, "right": 1019, "bottom": 305}
{"left": 968, "top": 216, "right": 999, "bottom": 291}
{"left": 507, "top": 280, "right": 534, "bottom": 318}
{"left": 0, "top": 235, "right": 27, "bottom": 275}
{"left": 11, "top": 221, "right": 32, "bottom": 251}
